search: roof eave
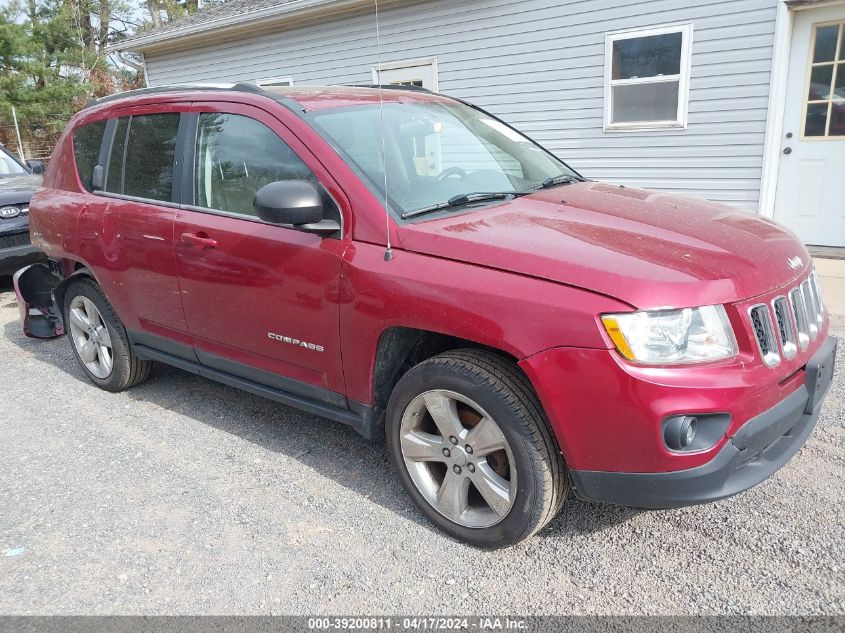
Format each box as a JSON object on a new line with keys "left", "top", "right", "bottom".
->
{"left": 107, "top": 0, "right": 365, "bottom": 53}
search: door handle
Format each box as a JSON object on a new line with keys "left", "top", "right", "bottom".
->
{"left": 180, "top": 232, "right": 218, "bottom": 249}
{"left": 783, "top": 147, "right": 792, "bottom": 155}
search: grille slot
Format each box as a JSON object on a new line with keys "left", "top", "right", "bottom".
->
{"left": 0, "top": 231, "right": 31, "bottom": 250}
{"left": 809, "top": 272, "right": 824, "bottom": 326}
{"left": 789, "top": 288, "right": 810, "bottom": 351}
{"left": 748, "top": 304, "right": 780, "bottom": 367}
{"left": 801, "top": 280, "right": 819, "bottom": 340}
{"left": 772, "top": 296, "right": 797, "bottom": 359}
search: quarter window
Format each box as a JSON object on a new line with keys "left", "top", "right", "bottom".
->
{"left": 72, "top": 120, "right": 106, "bottom": 191}
{"left": 193, "top": 113, "right": 315, "bottom": 217}
{"left": 604, "top": 24, "right": 693, "bottom": 130}
{"left": 804, "top": 21, "right": 845, "bottom": 137}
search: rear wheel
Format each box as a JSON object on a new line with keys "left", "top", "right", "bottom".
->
{"left": 63, "top": 278, "right": 151, "bottom": 391}
{"left": 386, "top": 349, "right": 568, "bottom": 548}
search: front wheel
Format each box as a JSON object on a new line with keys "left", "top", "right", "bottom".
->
{"left": 386, "top": 350, "right": 568, "bottom": 548}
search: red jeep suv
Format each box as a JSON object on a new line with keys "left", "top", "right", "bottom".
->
{"left": 15, "top": 84, "right": 837, "bottom": 547}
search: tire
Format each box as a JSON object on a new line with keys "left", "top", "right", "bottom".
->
{"left": 63, "top": 277, "right": 152, "bottom": 392}
{"left": 386, "top": 349, "right": 569, "bottom": 548}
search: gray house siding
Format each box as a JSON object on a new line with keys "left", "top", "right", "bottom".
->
{"left": 143, "top": 0, "right": 777, "bottom": 210}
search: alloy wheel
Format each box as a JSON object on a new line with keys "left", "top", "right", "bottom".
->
{"left": 67, "top": 295, "right": 114, "bottom": 379}
{"left": 399, "top": 389, "right": 517, "bottom": 528}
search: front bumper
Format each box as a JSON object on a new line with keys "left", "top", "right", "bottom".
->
{"left": 569, "top": 336, "right": 837, "bottom": 508}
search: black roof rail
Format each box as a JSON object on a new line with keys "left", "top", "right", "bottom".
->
{"left": 82, "top": 82, "right": 269, "bottom": 109}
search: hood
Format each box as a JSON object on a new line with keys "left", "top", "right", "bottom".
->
{"left": 396, "top": 182, "right": 810, "bottom": 309}
{"left": 0, "top": 174, "right": 41, "bottom": 206}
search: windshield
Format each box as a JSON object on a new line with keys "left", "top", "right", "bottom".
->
{"left": 0, "top": 148, "right": 27, "bottom": 177}
{"left": 310, "top": 100, "right": 579, "bottom": 217}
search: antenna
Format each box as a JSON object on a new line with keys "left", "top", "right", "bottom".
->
{"left": 374, "top": 0, "right": 394, "bottom": 262}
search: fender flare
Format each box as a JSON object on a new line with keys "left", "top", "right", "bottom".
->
{"left": 51, "top": 266, "right": 100, "bottom": 330}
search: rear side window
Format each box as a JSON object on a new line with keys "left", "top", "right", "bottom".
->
{"left": 124, "top": 113, "right": 180, "bottom": 201}
{"left": 104, "top": 113, "right": 180, "bottom": 202}
{"left": 194, "top": 112, "right": 315, "bottom": 217}
{"left": 72, "top": 120, "right": 106, "bottom": 191}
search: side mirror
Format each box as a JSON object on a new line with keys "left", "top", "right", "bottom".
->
{"left": 91, "top": 165, "right": 104, "bottom": 190}
{"left": 254, "top": 180, "right": 323, "bottom": 225}
{"left": 26, "top": 160, "right": 44, "bottom": 175}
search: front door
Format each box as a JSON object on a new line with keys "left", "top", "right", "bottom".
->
{"left": 174, "top": 104, "right": 348, "bottom": 404}
{"left": 774, "top": 4, "right": 845, "bottom": 247}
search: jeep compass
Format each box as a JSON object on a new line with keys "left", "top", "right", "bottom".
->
{"left": 15, "top": 84, "right": 837, "bottom": 547}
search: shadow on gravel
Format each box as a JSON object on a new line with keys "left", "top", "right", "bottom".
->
{"left": 541, "top": 498, "right": 642, "bottom": 538}
{"left": 2, "top": 296, "right": 639, "bottom": 541}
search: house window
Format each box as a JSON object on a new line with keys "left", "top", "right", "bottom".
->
{"left": 803, "top": 21, "right": 845, "bottom": 138}
{"left": 256, "top": 76, "right": 293, "bottom": 87}
{"left": 372, "top": 57, "right": 439, "bottom": 91}
{"left": 604, "top": 24, "right": 693, "bottom": 130}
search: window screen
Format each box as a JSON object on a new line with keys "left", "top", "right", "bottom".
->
{"left": 194, "top": 113, "right": 315, "bottom": 217}
{"left": 123, "top": 113, "right": 180, "bottom": 201}
{"left": 72, "top": 120, "right": 106, "bottom": 191}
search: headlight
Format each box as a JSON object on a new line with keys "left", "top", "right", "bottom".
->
{"left": 601, "top": 305, "right": 737, "bottom": 364}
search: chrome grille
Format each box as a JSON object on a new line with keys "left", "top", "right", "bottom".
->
{"left": 772, "top": 296, "right": 796, "bottom": 359}
{"left": 749, "top": 269, "right": 825, "bottom": 367}
{"left": 748, "top": 304, "right": 780, "bottom": 366}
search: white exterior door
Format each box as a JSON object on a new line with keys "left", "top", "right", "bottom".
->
{"left": 774, "top": 5, "right": 845, "bottom": 247}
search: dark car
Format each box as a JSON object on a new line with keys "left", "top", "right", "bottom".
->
{"left": 0, "top": 144, "right": 44, "bottom": 276}
{"left": 13, "top": 84, "right": 838, "bottom": 547}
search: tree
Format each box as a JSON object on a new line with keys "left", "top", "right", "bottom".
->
{"left": 0, "top": 1, "right": 91, "bottom": 156}
{"left": 0, "top": 0, "right": 218, "bottom": 159}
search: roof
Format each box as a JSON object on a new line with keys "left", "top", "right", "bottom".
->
{"left": 80, "top": 83, "right": 447, "bottom": 115}
{"left": 109, "top": 0, "right": 367, "bottom": 53}
{"left": 129, "top": 0, "right": 297, "bottom": 41}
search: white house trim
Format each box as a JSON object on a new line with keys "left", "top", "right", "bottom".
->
{"left": 141, "top": 52, "right": 150, "bottom": 88}
{"left": 759, "top": 0, "right": 794, "bottom": 218}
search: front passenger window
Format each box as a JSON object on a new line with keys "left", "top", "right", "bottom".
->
{"left": 194, "top": 113, "right": 316, "bottom": 217}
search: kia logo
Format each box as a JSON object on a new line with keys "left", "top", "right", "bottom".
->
{"left": 0, "top": 205, "right": 21, "bottom": 218}
{"left": 787, "top": 256, "right": 803, "bottom": 270}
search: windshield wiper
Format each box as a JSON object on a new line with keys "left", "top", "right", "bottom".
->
{"left": 401, "top": 191, "right": 517, "bottom": 219}
{"left": 536, "top": 174, "right": 582, "bottom": 190}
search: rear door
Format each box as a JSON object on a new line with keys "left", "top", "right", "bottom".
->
{"left": 92, "top": 105, "right": 194, "bottom": 356}
{"left": 174, "top": 102, "right": 348, "bottom": 403}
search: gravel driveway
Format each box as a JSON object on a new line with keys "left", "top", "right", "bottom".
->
{"left": 0, "top": 277, "right": 843, "bottom": 616}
